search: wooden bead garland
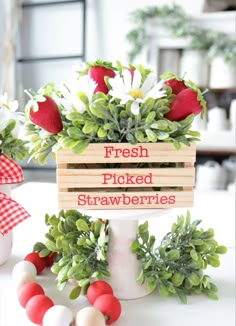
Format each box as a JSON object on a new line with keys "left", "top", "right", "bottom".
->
{"left": 12, "top": 252, "right": 122, "bottom": 325}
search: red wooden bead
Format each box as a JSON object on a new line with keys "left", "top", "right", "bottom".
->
{"left": 18, "top": 282, "right": 44, "bottom": 308}
{"left": 24, "top": 252, "right": 47, "bottom": 275}
{"left": 87, "top": 281, "right": 113, "bottom": 305}
{"left": 26, "top": 294, "right": 54, "bottom": 325}
{"left": 93, "top": 294, "right": 121, "bottom": 325}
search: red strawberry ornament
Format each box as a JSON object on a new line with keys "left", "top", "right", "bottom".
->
{"left": 24, "top": 252, "right": 47, "bottom": 275}
{"left": 93, "top": 294, "right": 121, "bottom": 325}
{"left": 165, "top": 88, "right": 205, "bottom": 121}
{"left": 164, "top": 78, "right": 187, "bottom": 95}
{"left": 88, "top": 65, "right": 115, "bottom": 94}
{"left": 44, "top": 252, "right": 57, "bottom": 267}
{"left": 29, "top": 96, "right": 63, "bottom": 134}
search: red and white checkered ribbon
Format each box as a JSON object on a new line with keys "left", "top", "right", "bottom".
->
{"left": 0, "top": 153, "right": 24, "bottom": 185}
{"left": 0, "top": 192, "right": 30, "bottom": 235}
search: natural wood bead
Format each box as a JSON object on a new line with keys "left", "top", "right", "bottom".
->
{"left": 75, "top": 307, "right": 106, "bottom": 326}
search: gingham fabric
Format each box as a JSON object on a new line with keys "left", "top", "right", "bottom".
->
{"left": 0, "top": 153, "right": 24, "bottom": 184}
{"left": 0, "top": 192, "right": 30, "bottom": 235}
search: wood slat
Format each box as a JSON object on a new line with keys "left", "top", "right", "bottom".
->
{"left": 57, "top": 167, "right": 195, "bottom": 188}
{"left": 56, "top": 143, "right": 196, "bottom": 210}
{"left": 58, "top": 190, "right": 194, "bottom": 210}
{"left": 56, "top": 143, "right": 196, "bottom": 164}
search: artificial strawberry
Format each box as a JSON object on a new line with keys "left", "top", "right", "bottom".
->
{"left": 164, "top": 78, "right": 187, "bottom": 95}
{"left": 165, "top": 88, "right": 205, "bottom": 121}
{"left": 29, "top": 96, "right": 63, "bottom": 134}
{"left": 88, "top": 65, "right": 115, "bottom": 94}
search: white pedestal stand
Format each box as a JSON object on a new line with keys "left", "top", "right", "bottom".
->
{"left": 82, "top": 209, "right": 171, "bottom": 300}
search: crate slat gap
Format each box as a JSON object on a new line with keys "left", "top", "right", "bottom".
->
{"left": 56, "top": 143, "right": 196, "bottom": 210}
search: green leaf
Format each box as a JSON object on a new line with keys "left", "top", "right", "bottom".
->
{"left": 39, "top": 248, "right": 51, "bottom": 258}
{"left": 82, "top": 121, "right": 98, "bottom": 134}
{"left": 144, "top": 258, "right": 153, "bottom": 270}
{"left": 147, "top": 276, "right": 157, "bottom": 292}
{"left": 207, "top": 254, "right": 220, "bottom": 267}
{"left": 145, "top": 111, "right": 156, "bottom": 124}
{"left": 70, "top": 140, "right": 90, "bottom": 154}
{"left": 33, "top": 242, "right": 47, "bottom": 252}
{"left": 57, "top": 264, "right": 70, "bottom": 282}
{"left": 215, "top": 245, "right": 227, "bottom": 254}
{"left": 45, "top": 240, "right": 57, "bottom": 252}
{"left": 167, "top": 249, "right": 180, "bottom": 261}
{"left": 67, "top": 127, "right": 83, "bottom": 140}
{"left": 69, "top": 285, "right": 81, "bottom": 300}
{"left": 76, "top": 219, "right": 90, "bottom": 232}
{"left": 78, "top": 278, "right": 90, "bottom": 287}
{"left": 158, "top": 283, "right": 169, "bottom": 297}
{"left": 188, "top": 272, "right": 201, "bottom": 286}
{"left": 131, "top": 239, "right": 140, "bottom": 253}
{"left": 97, "top": 127, "right": 107, "bottom": 138}
{"left": 176, "top": 288, "right": 187, "bottom": 304}
{"left": 51, "top": 262, "right": 61, "bottom": 274}
{"left": 90, "top": 103, "right": 108, "bottom": 118}
{"left": 145, "top": 129, "right": 157, "bottom": 142}
{"left": 171, "top": 272, "right": 185, "bottom": 287}
{"left": 205, "top": 290, "right": 219, "bottom": 300}
{"left": 190, "top": 249, "right": 199, "bottom": 261}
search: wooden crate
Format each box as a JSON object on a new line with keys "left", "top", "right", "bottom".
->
{"left": 56, "top": 143, "right": 196, "bottom": 210}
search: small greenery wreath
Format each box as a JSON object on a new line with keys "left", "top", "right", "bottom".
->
{"left": 126, "top": 4, "right": 236, "bottom": 65}
{"left": 34, "top": 210, "right": 227, "bottom": 303}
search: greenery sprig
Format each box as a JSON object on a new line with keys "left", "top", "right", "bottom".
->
{"left": 0, "top": 120, "right": 28, "bottom": 160}
{"left": 34, "top": 210, "right": 226, "bottom": 303}
{"left": 33, "top": 210, "right": 109, "bottom": 300}
{"left": 131, "top": 211, "right": 227, "bottom": 303}
{"left": 126, "top": 4, "right": 236, "bottom": 64}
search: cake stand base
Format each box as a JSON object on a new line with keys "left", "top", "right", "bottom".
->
{"left": 81, "top": 208, "right": 172, "bottom": 300}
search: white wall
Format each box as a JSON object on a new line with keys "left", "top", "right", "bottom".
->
{"left": 86, "top": 0, "right": 205, "bottom": 63}
{"left": 0, "top": 0, "right": 5, "bottom": 90}
{"left": 0, "top": 0, "right": 206, "bottom": 97}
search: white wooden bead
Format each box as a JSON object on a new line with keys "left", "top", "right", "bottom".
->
{"left": 75, "top": 307, "right": 106, "bottom": 326}
{"left": 14, "top": 271, "right": 36, "bottom": 292}
{"left": 42, "top": 305, "right": 74, "bottom": 326}
{"left": 12, "top": 261, "right": 37, "bottom": 279}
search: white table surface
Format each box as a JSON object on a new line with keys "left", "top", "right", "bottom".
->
{"left": 0, "top": 182, "right": 235, "bottom": 326}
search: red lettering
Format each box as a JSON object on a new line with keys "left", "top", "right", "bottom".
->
{"left": 104, "top": 146, "right": 114, "bottom": 158}
{"left": 78, "top": 194, "right": 86, "bottom": 206}
{"left": 131, "top": 196, "right": 139, "bottom": 205}
{"left": 168, "top": 195, "right": 176, "bottom": 204}
{"left": 102, "top": 173, "right": 112, "bottom": 184}
{"left": 103, "top": 145, "right": 149, "bottom": 159}
{"left": 123, "top": 194, "right": 131, "bottom": 205}
{"left": 160, "top": 196, "right": 168, "bottom": 205}
{"left": 123, "top": 148, "right": 130, "bottom": 158}
{"left": 109, "top": 196, "right": 122, "bottom": 205}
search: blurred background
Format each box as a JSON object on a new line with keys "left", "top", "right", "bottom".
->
{"left": 0, "top": 0, "right": 235, "bottom": 191}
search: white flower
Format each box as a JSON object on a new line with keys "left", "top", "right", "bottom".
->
{"left": 0, "top": 93, "right": 23, "bottom": 137}
{"left": 57, "top": 75, "right": 97, "bottom": 114}
{"left": 109, "top": 70, "right": 166, "bottom": 115}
